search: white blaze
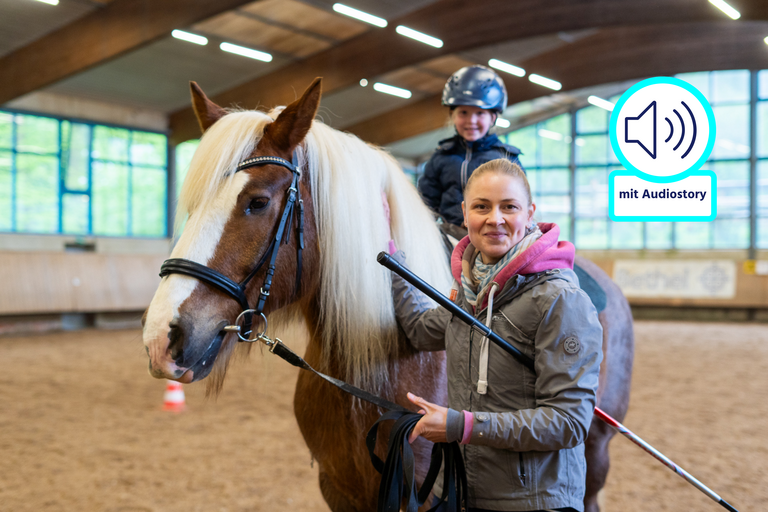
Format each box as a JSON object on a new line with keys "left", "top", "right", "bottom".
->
{"left": 143, "top": 173, "right": 250, "bottom": 369}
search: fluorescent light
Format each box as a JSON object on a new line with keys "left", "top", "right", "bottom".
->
{"left": 488, "top": 59, "right": 525, "bottom": 78}
{"left": 359, "top": 79, "right": 368, "bottom": 87}
{"left": 332, "top": 3, "right": 387, "bottom": 27}
{"left": 588, "top": 95, "right": 615, "bottom": 111}
{"left": 220, "top": 42, "right": 272, "bottom": 62}
{"left": 529, "top": 74, "right": 562, "bottom": 91}
{"left": 172, "top": 30, "right": 208, "bottom": 46}
{"left": 373, "top": 82, "right": 412, "bottom": 99}
{"left": 495, "top": 118, "right": 511, "bottom": 128}
{"left": 35, "top": 0, "right": 58, "bottom": 4}
{"left": 395, "top": 26, "right": 443, "bottom": 48}
{"left": 538, "top": 129, "right": 563, "bottom": 141}
{"left": 708, "top": 0, "right": 741, "bottom": 19}
{"left": 765, "top": 36, "right": 768, "bottom": 45}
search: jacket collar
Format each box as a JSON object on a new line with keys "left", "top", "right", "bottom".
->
{"left": 438, "top": 133, "right": 502, "bottom": 153}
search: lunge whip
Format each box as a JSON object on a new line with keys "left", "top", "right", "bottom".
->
{"left": 377, "top": 251, "right": 740, "bottom": 512}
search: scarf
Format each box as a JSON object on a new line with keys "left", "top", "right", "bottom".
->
{"left": 461, "top": 225, "right": 542, "bottom": 309}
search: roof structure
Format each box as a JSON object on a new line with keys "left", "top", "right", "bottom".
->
{"left": 1, "top": 0, "right": 767, "bottom": 158}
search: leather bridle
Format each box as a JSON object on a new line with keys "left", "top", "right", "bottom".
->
{"left": 158, "top": 154, "right": 304, "bottom": 339}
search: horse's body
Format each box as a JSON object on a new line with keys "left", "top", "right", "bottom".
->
{"left": 142, "top": 79, "right": 633, "bottom": 512}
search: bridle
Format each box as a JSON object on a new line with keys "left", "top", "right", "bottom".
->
{"left": 158, "top": 153, "right": 304, "bottom": 340}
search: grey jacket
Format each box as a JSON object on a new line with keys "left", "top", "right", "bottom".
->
{"left": 392, "top": 253, "right": 602, "bottom": 512}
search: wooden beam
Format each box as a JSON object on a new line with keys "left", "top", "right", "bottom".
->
{"left": 0, "top": 0, "right": 257, "bottom": 106}
{"left": 347, "top": 21, "right": 768, "bottom": 146}
{"left": 169, "top": 0, "right": 768, "bottom": 143}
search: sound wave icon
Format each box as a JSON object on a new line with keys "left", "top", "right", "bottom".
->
{"left": 664, "top": 102, "right": 697, "bottom": 159}
{"left": 625, "top": 100, "right": 697, "bottom": 159}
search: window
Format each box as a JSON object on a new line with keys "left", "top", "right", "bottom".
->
{"left": 503, "top": 69, "right": 765, "bottom": 252}
{"left": 503, "top": 114, "right": 573, "bottom": 241}
{"left": 0, "top": 111, "right": 168, "bottom": 237}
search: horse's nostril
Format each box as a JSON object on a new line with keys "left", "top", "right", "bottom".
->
{"left": 168, "top": 323, "right": 185, "bottom": 363}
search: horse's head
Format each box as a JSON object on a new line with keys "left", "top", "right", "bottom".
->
{"left": 142, "top": 79, "right": 322, "bottom": 386}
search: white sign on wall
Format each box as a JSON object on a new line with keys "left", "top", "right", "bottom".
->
{"left": 613, "top": 260, "right": 737, "bottom": 299}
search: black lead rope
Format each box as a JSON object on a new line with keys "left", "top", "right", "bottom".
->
{"left": 265, "top": 338, "right": 467, "bottom": 512}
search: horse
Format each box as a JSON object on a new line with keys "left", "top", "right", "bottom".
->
{"left": 142, "top": 78, "right": 633, "bottom": 512}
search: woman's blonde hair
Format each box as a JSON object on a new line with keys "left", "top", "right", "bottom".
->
{"left": 464, "top": 158, "right": 532, "bottom": 207}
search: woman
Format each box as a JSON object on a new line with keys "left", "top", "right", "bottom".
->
{"left": 389, "top": 159, "right": 602, "bottom": 512}
{"left": 418, "top": 65, "right": 524, "bottom": 227}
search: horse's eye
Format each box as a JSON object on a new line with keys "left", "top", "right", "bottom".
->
{"left": 246, "top": 197, "right": 269, "bottom": 214}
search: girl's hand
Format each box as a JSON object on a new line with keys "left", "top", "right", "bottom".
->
{"left": 407, "top": 392, "right": 448, "bottom": 444}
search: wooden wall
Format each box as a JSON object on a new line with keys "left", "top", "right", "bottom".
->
{"left": 587, "top": 258, "right": 768, "bottom": 309}
{"left": 0, "top": 252, "right": 165, "bottom": 315}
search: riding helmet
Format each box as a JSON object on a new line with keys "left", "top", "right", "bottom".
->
{"left": 442, "top": 65, "right": 507, "bottom": 113}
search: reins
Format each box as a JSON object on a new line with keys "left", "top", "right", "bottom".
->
{"left": 241, "top": 329, "right": 467, "bottom": 512}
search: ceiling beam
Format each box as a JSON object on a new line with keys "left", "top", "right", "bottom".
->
{"left": 169, "top": 0, "right": 768, "bottom": 143}
{"left": 0, "top": 0, "right": 256, "bottom": 106}
{"left": 346, "top": 21, "right": 768, "bottom": 146}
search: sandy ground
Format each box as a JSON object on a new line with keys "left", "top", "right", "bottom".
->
{"left": 0, "top": 321, "right": 765, "bottom": 512}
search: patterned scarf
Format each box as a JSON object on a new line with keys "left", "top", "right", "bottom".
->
{"left": 461, "top": 225, "right": 542, "bottom": 308}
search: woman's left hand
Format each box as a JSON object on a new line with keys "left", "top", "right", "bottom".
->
{"left": 407, "top": 392, "right": 448, "bottom": 444}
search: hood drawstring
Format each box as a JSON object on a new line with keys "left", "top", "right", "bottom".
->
{"left": 477, "top": 282, "right": 499, "bottom": 395}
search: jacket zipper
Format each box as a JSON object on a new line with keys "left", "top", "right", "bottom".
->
{"left": 519, "top": 452, "right": 526, "bottom": 486}
{"left": 461, "top": 144, "right": 472, "bottom": 188}
{"left": 464, "top": 328, "right": 474, "bottom": 462}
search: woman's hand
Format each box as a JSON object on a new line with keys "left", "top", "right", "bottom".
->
{"left": 407, "top": 392, "right": 448, "bottom": 444}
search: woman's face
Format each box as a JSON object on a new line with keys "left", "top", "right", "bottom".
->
{"left": 452, "top": 106, "right": 496, "bottom": 142}
{"left": 462, "top": 172, "right": 535, "bottom": 265}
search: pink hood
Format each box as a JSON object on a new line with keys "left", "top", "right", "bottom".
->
{"left": 451, "top": 222, "right": 574, "bottom": 293}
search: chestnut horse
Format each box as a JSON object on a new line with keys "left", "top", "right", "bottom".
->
{"left": 142, "top": 78, "right": 633, "bottom": 512}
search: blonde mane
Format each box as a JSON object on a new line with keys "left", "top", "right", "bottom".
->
{"left": 178, "top": 109, "right": 452, "bottom": 393}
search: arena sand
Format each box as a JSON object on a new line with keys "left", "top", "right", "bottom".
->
{"left": 0, "top": 320, "right": 765, "bottom": 511}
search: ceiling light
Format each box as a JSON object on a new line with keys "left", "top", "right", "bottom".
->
{"left": 35, "top": 0, "right": 58, "bottom": 4}
{"left": 395, "top": 26, "right": 443, "bottom": 48}
{"left": 220, "top": 42, "right": 272, "bottom": 62}
{"left": 332, "top": 3, "right": 387, "bottom": 27}
{"left": 529, "top": 74, "right": 562, "bottom": 91}
{"left": 172, "top": 30, "right": 208, "bottom": 46}
{"left": 373, "top": 82, "right": 412, "bottom": 99}
{"left": 708, "top": 0, "right": 741, "bottom": 20}
{"left": 587, "top": 95, "right": 615, "bottom": 111}
{"left": 360, "top": 79, "right": 368, "bottom": 87}
{"left": 764, "top": 36, "right": 768, "bottom": 45}
{"left": 495, "top": 118, "right": 511, "bottom": 128}
{"left": 538, "top": 129, "right": 563, "bottom": 141}
{"left": 488, "top": 59, "right": 525, "bottom": 78}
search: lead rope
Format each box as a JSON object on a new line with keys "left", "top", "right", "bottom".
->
{"left": 241, "top": 331, "right": 467, "bottom": 512}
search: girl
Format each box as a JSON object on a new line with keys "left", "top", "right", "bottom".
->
{"left": 390, "top": 159, "right": 602, "bottom": 512}
{"left": 418, "top": 65, "right": 524, "bottom": 227}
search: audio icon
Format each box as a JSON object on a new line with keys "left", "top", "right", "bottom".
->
{"left": 609, "top": 76, "right": 717, "bottom": 222}
{"left": 624, "top": 100, "right": 698, "bottom": 161}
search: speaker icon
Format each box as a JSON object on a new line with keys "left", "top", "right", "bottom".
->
{"left": 624, "top": 100, "right": 698, "bottom": 161}
{"left": 625, "top": 101, "right": 657, "bottom": 159}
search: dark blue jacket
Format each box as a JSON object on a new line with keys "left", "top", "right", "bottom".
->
{"left": 418, "top": 133, "right": 523, "bottom": 226}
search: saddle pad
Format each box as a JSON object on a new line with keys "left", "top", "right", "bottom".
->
{"left": 573, "top": 263, "right": 607, "bottom": 314}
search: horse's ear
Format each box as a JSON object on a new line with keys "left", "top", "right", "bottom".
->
{"left": 265, "top": 77, "right": 322, "bottom": 152}
{"left": 190, "top": 81, "right": 227, "bottom": 134}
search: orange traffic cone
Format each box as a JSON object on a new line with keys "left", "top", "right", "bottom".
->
{"left": 163, "top": 380, "right": 186, "bottom": 412}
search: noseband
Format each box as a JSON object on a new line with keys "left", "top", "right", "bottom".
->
{"left": 158, "top": 154, "right": 304, "bottom": 339}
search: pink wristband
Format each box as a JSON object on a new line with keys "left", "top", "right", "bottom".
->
{"left": 460, "top": 410, "right": 473, "bottom": 445}
{"left": 388, "top": 239, "right": 397, "bottom": 255}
